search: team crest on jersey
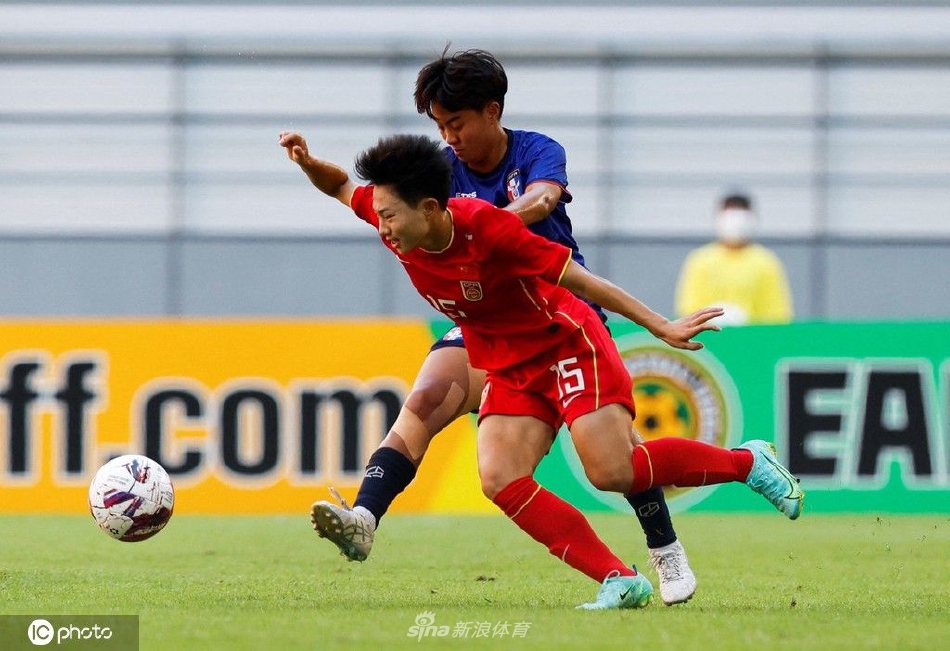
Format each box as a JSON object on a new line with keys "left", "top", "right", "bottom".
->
{"left": 460, "top": 280, "right": 483, "bottom": 301}
{"left": 506, "top": 169, "right": 522, "bottom": 201}
{"left": 442, "top": 326, "right": 463, "bottom": 341}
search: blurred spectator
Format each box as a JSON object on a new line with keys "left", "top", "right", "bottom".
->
{"left": 675, "top": 192, "right": 793, "bottom": 325}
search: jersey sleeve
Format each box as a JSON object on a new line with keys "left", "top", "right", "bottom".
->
{"left": 349, "top": 184, "right": 379, "bottom": 228}
{"left": 484, "top": 203, "right": 572, "bottom": 284}
{"left": 521, "top": 134, "right": 572, "bottom": 203}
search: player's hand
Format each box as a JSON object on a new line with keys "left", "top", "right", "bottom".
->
{"left": 278, "top": 131, "right": 312, "bottom": 166}
{"left": 654, "top": 306, "right": 725, "bottom": 350}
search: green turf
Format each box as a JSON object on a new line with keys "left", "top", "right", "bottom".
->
{"left": 1, "top": 513, "right": 947, "bottom": 650}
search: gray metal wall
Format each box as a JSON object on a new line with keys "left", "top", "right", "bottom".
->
{"left": 5, "top": 234, "right": 948, "bottom": 321}
{"left": 1, "top": 3, "right": 949, "bottom": 320}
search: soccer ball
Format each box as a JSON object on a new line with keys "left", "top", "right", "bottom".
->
{"left": 88, "top": 454, "right": 175, "bottom": 542}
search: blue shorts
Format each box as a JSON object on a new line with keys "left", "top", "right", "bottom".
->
{"left": 427, "top": 326, "right": 476, "bottom": 415}
{"left": 429, "top": 325, "right": 465, "bottom": 353}
{"left": 428, "top": 321, "right": 612, "bottom": 354}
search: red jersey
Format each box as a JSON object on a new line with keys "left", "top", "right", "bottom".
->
{"left": 351, "top": 185, "right": 595, "bottom": 371}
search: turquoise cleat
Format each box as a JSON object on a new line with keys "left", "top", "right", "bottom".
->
{"left": 576, "top": 568, "right": 653, "bottom": 610}
{"left": 738, "top": 440, "right": 804, "bottom": 520}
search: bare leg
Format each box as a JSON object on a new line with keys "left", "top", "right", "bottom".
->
{"left": 479, "top": 414, "right": 641, "bottom": 587}
{"left": 311, "top": 345, "right": 485, "bottom": 561}
{"left": 379, "top": 346, "right": 485, "bottom": 464}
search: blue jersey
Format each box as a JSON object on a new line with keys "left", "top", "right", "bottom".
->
{"left": 446, "top": 129, "right": 607, "bottom": 322}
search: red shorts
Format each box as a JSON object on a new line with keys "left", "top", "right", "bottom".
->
{"left": 478, "top": 313, "right": 636, "bottom": 431}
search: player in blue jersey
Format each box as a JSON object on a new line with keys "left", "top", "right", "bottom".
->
{"left": 302, "top": 49, "right": 697, "bottom": 605}
{"left": 440, "top": 113, "right": 591, "bottom": 286}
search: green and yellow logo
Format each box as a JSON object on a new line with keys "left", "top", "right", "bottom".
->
{"left": 619, "top": 337, "right": 741, "bottom": 507}
{"left": 625, "top": 349, "right": 730, "bottom": 446}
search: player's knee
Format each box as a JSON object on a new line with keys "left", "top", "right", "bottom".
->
{"left": 479, "top": 466, "right": 514, "bottom": 501}
{"left": 479, "top": 473, "right": 501, "bottom": 500}
{"left": 404, "top": 379, "right": 454, "bottom": 421}
{"left": 583, "top": 461, "right": 629, "bottom": 493}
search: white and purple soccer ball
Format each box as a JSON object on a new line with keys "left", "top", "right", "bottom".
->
{"left": 88, "top": 454, "right": 175, "bottom": 542}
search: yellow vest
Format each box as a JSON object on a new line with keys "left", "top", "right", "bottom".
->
{"left": 675, "top": 242, "right": 793, "bottom": 324}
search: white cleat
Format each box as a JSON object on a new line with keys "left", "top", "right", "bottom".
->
{"left": 648, "top": 540, "right": 697, "bottom": 606}
{"left": 310, "top": 488, "right": 376, "bottom": 562}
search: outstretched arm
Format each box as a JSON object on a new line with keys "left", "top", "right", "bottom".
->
{"left": 559, "top": 260, "right": 724, "bottom": 350}
{"left": 505, "top": 181, "right": 563, "bottom": 226}
{"left": 278, "top": 131, "right": 358, "bottom": 206}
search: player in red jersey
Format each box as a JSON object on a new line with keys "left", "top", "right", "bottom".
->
{"left": 293, "top": 48, "right": 698, "bottom": 607}
{"left": 280, "top": 131, "right": 804, "bottom": 610}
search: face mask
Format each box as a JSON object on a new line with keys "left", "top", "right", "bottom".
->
{"left": 715, "top": 209, "right": 756, "bottom": 244}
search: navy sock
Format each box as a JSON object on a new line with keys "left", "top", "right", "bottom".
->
{"left": 625, "top": 486, "right": 677, "bottom": 549}
{"left": 353, "top": 447, "right": 418, "bottom": 525}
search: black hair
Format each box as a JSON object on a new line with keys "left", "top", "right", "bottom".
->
{"left": 720, "top": 193, "right": 753, "bottom": 211}
{"left": 354, "top": 134, "right": 452, "bottom": 210}
{"left": 414, "top": 47, "right": 508, "bottom": 118}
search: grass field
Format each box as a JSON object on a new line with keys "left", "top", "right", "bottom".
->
{"left": 1, "top": 512, "right": 947, "bottom": 650}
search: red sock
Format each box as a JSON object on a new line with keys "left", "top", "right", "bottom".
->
{"left": 493, "top": 476, "right": 635, "bottom": 582}
{"left": 630, "top": 438, "right": 754, "bottom": 494}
